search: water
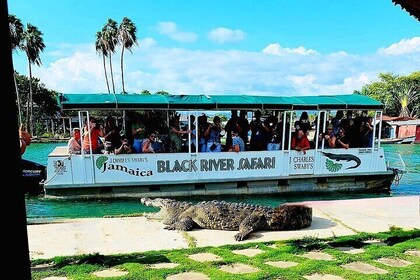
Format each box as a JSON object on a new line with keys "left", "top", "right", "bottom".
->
{"left": 23, "top": 142, "right": 420, "bottom": 221}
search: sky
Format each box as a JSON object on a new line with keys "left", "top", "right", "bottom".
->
{"left": 8, "top": 0, "right": 420, "bottom": 96}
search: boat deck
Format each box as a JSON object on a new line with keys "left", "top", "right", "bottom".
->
{"left": 49, "top": 146, "right": 69, "bottom": 157}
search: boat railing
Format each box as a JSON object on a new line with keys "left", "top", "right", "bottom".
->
{"left": 384, "top": 152, "right": 406, "bottom": 174}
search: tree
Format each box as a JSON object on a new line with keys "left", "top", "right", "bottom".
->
{"left": 118, "top": 17, "right": 138, "bottom": 94}
{"left": 141, "top": 89, "right": 151, "bottom": 95}
{"left": 14, "top": 72, "right": 60, "bottom": 135}
{"left": 102, "top": 19, "right": 118, "bottom": 94}
{"left": 21, "top": 23, "right": 45, "bottom": 134}
{"left": 95, "top": 31, "right": 111, "bottom": 94}
{"left": 155, "top": 90, "right": 170, "bottom": 95}
{"left": 355, "top": 72, "right": 420, "bottom": 117}
{"left": 8, "top": 14, "right": 24, "bottom": 125}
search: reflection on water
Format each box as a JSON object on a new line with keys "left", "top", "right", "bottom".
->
{"left": 23, "top": 142, "right": 419, "bottom": 221}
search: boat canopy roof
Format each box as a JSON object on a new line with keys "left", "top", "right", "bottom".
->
{"left": 58, "top": 93, "right": 383, "bottom": 111}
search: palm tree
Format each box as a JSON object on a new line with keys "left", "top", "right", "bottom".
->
{"left": 118, "top": 17, "right": 138, "bottom": 94}
{"left": 21, "top": 23, "right": 45, "bottom": 134}
{"left": 102, "top": 19, "right": 118, "bottom": 94}
{"left": 391, "top": 81, "right": 419, "bottom": 117}
{"left": 8, "top": 14, "right": 24, "bottom": 125}
{"left": 95, "top": 31, "right": 111, "bottom": 94}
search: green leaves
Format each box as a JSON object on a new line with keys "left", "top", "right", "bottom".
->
{"left": 325, "top": 159, "right": 342, "bottom": 172}
{"left": 96, "top": 156, "right": 108, "bottom": 170}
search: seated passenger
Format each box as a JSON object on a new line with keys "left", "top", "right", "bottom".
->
{"left": 205, "top": 116, "right": 222, "bottom": 152}
{"left": 229, "top": 129, "right": 245, "bottom": 152}
{"left": 115, "top": 138, "right": 133, "bottom": 154}
{"left": 142, "top": 133, "right": 156, "bottom": 153}
{"left": 67, "top": 128, "right": 81, "bottom": 154}
{"left": 336, "top": 127, "right": 350, "bottom": 149}
{"left": 291, "top": 129, "right": 310, "bottom": 154}
{"left": 318, "top": 124, "right": 336, "bottom": 149}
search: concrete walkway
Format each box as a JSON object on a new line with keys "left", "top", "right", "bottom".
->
{"left": 27, "top": 195, "right": 420, "bottom": 260}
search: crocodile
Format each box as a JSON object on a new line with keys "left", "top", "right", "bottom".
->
{"left": 140, "top": 198, "right": 312, "bottom": 241}
{"left": 322, "top": 152, "right": 361, "bottom": 169}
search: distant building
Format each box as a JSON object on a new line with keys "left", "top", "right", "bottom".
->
{"left": 379, "top": 116, "right": 420, "bottom": 144}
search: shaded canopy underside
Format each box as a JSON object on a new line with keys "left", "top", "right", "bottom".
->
{"left": 58, "top": 93, "right": 383, "bottom": 111}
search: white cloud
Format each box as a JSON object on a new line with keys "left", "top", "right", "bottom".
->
{"left": 207, "top": 27, "right": 246, "bottom": 43}
{"left": 378, "top": 37, "right": 420, "bottom": 55}
{"left": 139, "top": 37, "right": 157, "bottom": 49}
{"left": 157, "top": 22, "right": 197, "bottom": 43}
{"left": 263, "top": 43, "right": 318, "bottom": 56}
{"left": 23, "top": 37, "right": 420, "bottom": 96}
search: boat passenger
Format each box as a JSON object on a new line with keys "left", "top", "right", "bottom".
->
{"left": 142, "top": 132, "right": 156, "bottom": 153}
{"left": 331, "top": 110, "right": 344, "bottom": 136}
{"left": 197, "top": 114, "right": 210, "bottom": 152}
{"left": 359, "top": 116, "right": 373, "bottom": 148}
{"left": 267, "top": 117, "right": 282, "bottom": 151}
{"left": 294, "top": 111, "right": 311, "bottom": 135}
{"left": 115, "top": 138, "right": 133, "bottom": 154}
{"left": 169, "top": 116, "right": 191, "bottom": 153}
{"left": 318, "top": 124, "right": 336, "bottom": 149}
{"left": 335, "top": 127, "right": 350, "bottom": 149}
{"left": 104, "top": 115, "right": 121, "bottom": 152}
{"left": 238, "top": 110, "right": 249, "bottom": 147}
{"left": 67, "top": 127, "right": 81, "bottom": 154}
{"left": 224, "top": 110, "right": 239, "bottom": 151}
{"left": 82, "top": 117, "right": 105, "bottom": 154}
{"left": 250, "top": 110, "right": 266, "bottom": 151}
{"left": 291, "top": 129, "right": 310, "bottom": 155}
{"left": 229, "top": 129, "right": 245, "bottom": 152}
{"left": 132, "top": 114, "right": 146, "bottom": 153}
{"left": 205, "top": 116, "right": 222, "bottom": 152}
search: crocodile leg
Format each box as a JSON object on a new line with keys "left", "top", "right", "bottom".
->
{"left": 234, "top": 214, "right": 264, "bottom": 241}
{"left": 164, "top": 217, "right": 196, "bottom": 231}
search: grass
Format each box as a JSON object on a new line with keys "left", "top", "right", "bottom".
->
{"left": 31, "top": 229, "right": 420, "bottom": 280}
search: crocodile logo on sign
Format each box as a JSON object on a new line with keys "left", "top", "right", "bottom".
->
{"left": 322, "top": 152, "right": 361, "bottom": 172}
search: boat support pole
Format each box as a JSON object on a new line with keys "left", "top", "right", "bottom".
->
{"left": 370, "top": 111, "right": 378, "bottom": 171}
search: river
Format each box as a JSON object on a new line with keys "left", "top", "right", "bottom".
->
{"left": 23, "top": 142, "right": 419, "bottom": 221}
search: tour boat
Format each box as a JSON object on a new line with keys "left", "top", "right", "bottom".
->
{"left": 43, "top": 93, "right": 405, "bottom": 198}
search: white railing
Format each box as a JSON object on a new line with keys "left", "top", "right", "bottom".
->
{"left": 385, "top": 152, "right": 406, "bottom": 173}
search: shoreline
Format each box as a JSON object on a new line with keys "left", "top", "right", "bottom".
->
{"left": 27, "top": 195, "right": 420, "bottom": 260}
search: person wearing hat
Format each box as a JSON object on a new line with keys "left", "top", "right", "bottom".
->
{"left": 318, "top": 124, "right": 336, "bottom": 149}
{"left": 67, "top": 127, "right": 81, "bottom": 154}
